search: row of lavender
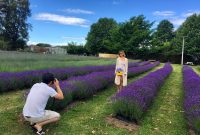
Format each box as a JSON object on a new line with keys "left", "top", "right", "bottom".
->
{"left": 0, "top": 61, "right": 148, "bottom": 92}
{"left": 183, "top": 66, "right": 200, "bottom": 134}
{"left": 111, "top": 63, "right": 172, "bottom": 122}
{"left": 45, "top": 62, "right": 160, "bottom": 110}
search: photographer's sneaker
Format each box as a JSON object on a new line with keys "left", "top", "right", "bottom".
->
{"left": 36, "top": 129, "right": 45, "bottom": 135}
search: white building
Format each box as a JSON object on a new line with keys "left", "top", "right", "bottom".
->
{"left": 47, "top": 47, "right": 67, "bottom": 55}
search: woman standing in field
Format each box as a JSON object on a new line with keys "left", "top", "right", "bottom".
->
{"left": 115, "top": 50, "right": 128, "bottom": 92}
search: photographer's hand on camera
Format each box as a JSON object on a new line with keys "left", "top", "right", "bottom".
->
{"left": 54, "top": 78, "right": 64, "bottom": 100}
{"left": 54, "top": 78, "right": 60, "bottom": 88}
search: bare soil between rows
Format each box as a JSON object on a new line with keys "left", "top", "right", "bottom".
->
{"left": 105, "top": 115, "right": 139, "bottom": 132}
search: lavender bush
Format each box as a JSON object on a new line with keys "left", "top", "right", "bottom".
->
{"left": 111, "top": 63, "right": 172, "bottom": 122}
{"left": 0, "top": 62, "right": 146, "bottom": 92}
{"left": 183, "top": 66, "right": 200, "bottom": 133}
{"left": 46, "top": 62, "right": 160, "bottom": 110}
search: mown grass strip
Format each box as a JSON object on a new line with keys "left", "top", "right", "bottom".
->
{"left": 192, "top": 66, "right": 200, "bottom": 74}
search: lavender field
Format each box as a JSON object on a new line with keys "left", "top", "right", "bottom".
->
{"left": 0, "top": 53, "right": 199, "bottom": 135}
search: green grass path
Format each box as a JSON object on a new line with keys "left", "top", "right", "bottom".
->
{"left": 193, "top": 66, "right": 200, "bottom": 74}
{"left": 134, "top": 64, "right": 188, "bottom": 135}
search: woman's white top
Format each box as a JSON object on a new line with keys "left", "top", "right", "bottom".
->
{"left": 115, "top": 57, "right": 128, "bottom": 86}
{"left": 118, "top": 59, "right": 126, "bottom": 72}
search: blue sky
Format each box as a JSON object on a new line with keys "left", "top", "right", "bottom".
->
{"left": 28, "top": 0, "right": 200, "bottom": 46}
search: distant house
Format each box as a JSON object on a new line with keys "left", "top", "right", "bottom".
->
{"left": 28, "top": 45, "right": 67, "bottom": 55}
{"left": 29, "top": 45, "right": 48, "bottom": 53}
{"left": 47, "top": 47, "right": 67, "bottom": 55}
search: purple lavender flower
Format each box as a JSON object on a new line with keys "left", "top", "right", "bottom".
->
{"left": 183, "top": 66, "right": 200, "bottom": 134}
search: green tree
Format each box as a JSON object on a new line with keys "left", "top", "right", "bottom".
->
{"left": 173, "top": 14, "right": 200, "bottom": 62}
{"left": 152, "top": 20, "right": 174, "bottom": 47}
{"left": 85, "top": 18, "right": 117, "bottom": 55}
{"left": 67, "top": 42, "right": 87, "bottom": 55}
{"left": 0, "top": 0, "right": 31, "bottom": 50}
{"left": 148, "top": 20, "right": 175, "bottom": 62}
{"left": 112, "top": 15, "right": 153, "bottom": 56}
{"left": 0, "top": 36, "right": 8, "bottom": 50}
{"left": 102, "top": 25, "right": 122, "bottom": 53}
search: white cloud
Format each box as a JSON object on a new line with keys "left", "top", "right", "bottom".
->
{"left": 34, "top": 13, "right": 89, "bottom": 27}
{"left": 27, "top": 41, "right": 37, "bottom": 45}
{"left": 152, "top": 10, "right": 189, "bottom": 27}
{"left": 153, "top": 10, "right": 200, "bottom": 27}
{"left": 153, "top": 11, "right": 175, "bottom": 17}
{"left": 62, "top": 8, "right": 94, "bottom": 14}
{"left": 182, "top": 10, "right": 200, "bottom": 17}
{"left": 169, "top": 18, "right": 185, "bottom": 26}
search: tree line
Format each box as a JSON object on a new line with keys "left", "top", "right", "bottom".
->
{"left": 85, "top": 14, "right": 200, "bottom": 64}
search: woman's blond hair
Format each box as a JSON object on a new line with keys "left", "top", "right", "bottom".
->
{"left": 118, "top": 50, "right": 125, "bottom": 57}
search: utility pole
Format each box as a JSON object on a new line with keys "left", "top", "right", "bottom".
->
{"left": 181, "top": 36, "right": 187, "bottom": 66}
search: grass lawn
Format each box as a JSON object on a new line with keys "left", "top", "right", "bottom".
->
{"left": 0, "top": 51, "right": 121, "bottom": 72}
{"left": 0, "top": 63, "right": 192, "bottom": 135}
{"left": 196, "top": 66, "right": 200, "bottom": 72}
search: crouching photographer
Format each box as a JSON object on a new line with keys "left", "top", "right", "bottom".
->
{"left": 23, "top": 73, "right": 64, "bottom": 135}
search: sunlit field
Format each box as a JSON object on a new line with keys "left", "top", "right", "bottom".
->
{"left": 0, "top": 52, "right": 199, "bottom": 135}
{"left": 0, "top": 51, "right": 116, "bottom": 72}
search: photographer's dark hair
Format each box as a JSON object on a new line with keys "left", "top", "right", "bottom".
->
{"left": 42, "top": 73, "right": 55, "bottom": 84}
